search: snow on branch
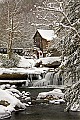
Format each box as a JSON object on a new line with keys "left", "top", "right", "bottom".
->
{"left": 65, "top": 80, "right": 80, "bottom": 112}
{"left": 72, "top": 19, "right": 80, "bottom": 26}
{"left": 7, "top": 0, "right": 22, "bottom": 16}
{"left": 13, "top": 22, "right": 20, "bottom": 31}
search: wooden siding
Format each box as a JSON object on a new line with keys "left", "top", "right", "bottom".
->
{"left": 33, "top": 31, "right": 50, "bottom": 53}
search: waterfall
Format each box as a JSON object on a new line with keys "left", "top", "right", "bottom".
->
{"left": 53, "top": 72, "right": 59, "bottom": 85}
{"left": 53, "top": 69, "right": 63, "bottom": 85}
{"left": 45, "top": 72, "right": 54, "bottom": 85}
{"left": 33, "top": 70, "right": 62, "bottom": 87}
{"left": 33, "top": 72, "right": 54, "bottom": 87}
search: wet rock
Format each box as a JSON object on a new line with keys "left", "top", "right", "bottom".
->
{"left": 0, "top": 100, "right": 10, "bottom": 107}
{"left": 31, "top": 99, "right": 49, "bottom": 105}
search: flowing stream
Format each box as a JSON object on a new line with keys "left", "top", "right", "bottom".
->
{"left": 7, "top": 88, "right": 80, "bottom": 120}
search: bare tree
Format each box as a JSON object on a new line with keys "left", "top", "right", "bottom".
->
{"left": 0, "top": 0, "right": 26, "bottom": 58}
{"left": 6, "top": 0, "right": 23, "bottom": 59}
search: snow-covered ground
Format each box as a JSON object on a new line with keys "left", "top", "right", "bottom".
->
{"left": 0, "top": 54, "right": 61, "bottom": 68}
{"left": 0, "top": 67, "right": 49, "bottom": 77}
{"left": 0, "top": 56, "right": 60, "bottom": 75}
{"left": 17, "top": 56, "right": 35, "bottom": 68}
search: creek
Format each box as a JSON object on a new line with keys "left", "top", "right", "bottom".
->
{"left": 5, "top": 87, "right": 80, "bottom": 120}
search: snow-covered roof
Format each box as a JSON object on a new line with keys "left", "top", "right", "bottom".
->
{"left": 37, "top": 29, "right": 57, "bottom": 41}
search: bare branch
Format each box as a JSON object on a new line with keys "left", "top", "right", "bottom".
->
{"left": 72, "top": 19, "right": 80, "bottom": 26}
{"left": 13, "top": 30, "right": 22, "bottom": 35}
{"left": 13, "top": 22, "right": 19, "bottom": 31}
{"left": 14, "top": 0, "right": 22, "bottom": 11}
{"left": 59, "top": 23, "right": 80, "bottom": 38}
{"left": 0, "top": 39, "right": 7, "bottom": 45}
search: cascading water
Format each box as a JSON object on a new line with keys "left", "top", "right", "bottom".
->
{"left": 33, "top": 72, "right": 57, "bottom": 87}
{"left": 45, "top": 72, "right": 54, "bottom": 85}
{"left": 33, "top": 70, "right": 62, "bottom": 87}
{"left": 53, "top": 72, "right": 59, "bottom": 85}
{"left": 53, "top": 70, "right": 63, "bottom": 85}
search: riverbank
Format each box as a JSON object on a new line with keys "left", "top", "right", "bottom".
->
{"left": 0, "top": 84, "right": 31, "bottom": 119}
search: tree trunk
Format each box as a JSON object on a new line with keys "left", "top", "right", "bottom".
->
{"left": 7, "top": 16, "right": 13, "bottom": 59}
{"left": 7, "top": 1, "right": 13, "bottom": 59}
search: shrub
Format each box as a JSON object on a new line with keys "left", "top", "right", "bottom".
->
{"left": 0, "top": 53, "right": 20, "bottom": 68}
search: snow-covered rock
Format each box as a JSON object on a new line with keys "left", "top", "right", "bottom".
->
{"left": 35, "top": 57, "right": 61, "bottom": 68}
{"left": 0, "top": 86, "right": 31, "bottom": 119}
{"left": 0, "top": 88, "right": 26, "bottom": 111}
{"left": 37, "top": 89, "right": 65, "bottom": 104}
{"left": 0, "top": 105, "right": 11, "bottom": 119}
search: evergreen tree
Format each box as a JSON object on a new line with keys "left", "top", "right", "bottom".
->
{"left": 58, "top": 0, "right": 80, "bottom": 111}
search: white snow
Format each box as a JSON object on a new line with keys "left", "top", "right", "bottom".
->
{"left": 0, "top": 56, "right": 58, "bottom": 76}
{"left": 70, "top": 103, "right": 80, "bottom": 112}
{"left": 0, "top": 66, "right": 49, "bottom": 77}
{"left": 0, "top": 105, "right": 11, "bottom": 119}
{"left": 0, "top": 86, "right": 29, "bottom": 119}
{"left": 0, "top": 88, "right": 26, "bottom": 111}
{"left": 18, "top": 56, "right": 35, "bottom": 68}
{"left": 37, "top": 89, "right": 64, "bottom": 100}
{"left": 37, "top": 29, "right": 57, "bottom": 41}
{"left": 49, "top": 99, "right": 65, "bottom": 104}
{"left": 0, "top": 56, "right": 61, "bottom": 73}
{"left": 0, "top": 54, "right": 35, "bottom": 68}
{"left": 37, "top": 89, "right": 65, "bottom": 105}
{"left": 36, "top": 57, "right": 61, "bottom": 65}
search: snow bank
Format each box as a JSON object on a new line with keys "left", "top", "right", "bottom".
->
{"left": 70, "top": 103, "right": 80, "bottom": 112}
{"left": 0, "top": 67, "right": 49, "bottom": 76}
{"left": 0, "top": 85, "right": 31, "bottom": 119}
{"left": 0, "top": 89, "right": 26, "bottom": 112}
{"left": 0, "top": 105, "right": 11, "bottom": 119}
{"left": 18, "top": 56, "right": 35, "bottom": 68}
